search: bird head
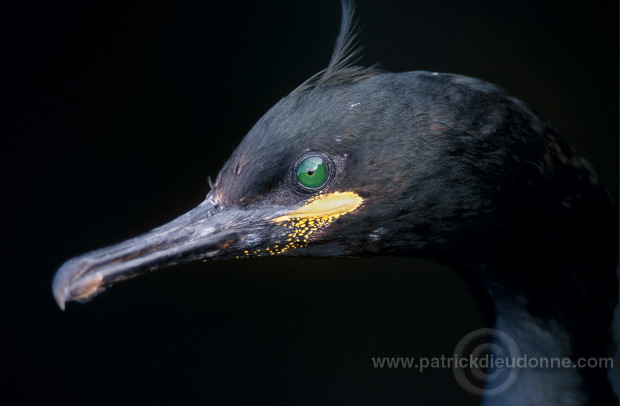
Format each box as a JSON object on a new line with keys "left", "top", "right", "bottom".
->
{"left": 52, "top": 1, "right": 608, "bottom": 310}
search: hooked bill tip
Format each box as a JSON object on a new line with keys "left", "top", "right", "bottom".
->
{"left": 52, "top": 258, "right": 104, "bottom": 311}
{"left": 52, "top": 272, "right": 68, "bottom": 310}
{"left": 54, "top": 292, "right": 66, "bottom": 311}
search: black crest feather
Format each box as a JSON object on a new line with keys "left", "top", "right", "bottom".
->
{"left": 294, "top": 0, "right": 379, "bottom": 94}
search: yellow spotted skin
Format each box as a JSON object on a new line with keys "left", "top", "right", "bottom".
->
{"left": 237, "top": 191, "right": 363, "bottom": 257}
{"left": 267, "top": 214, "right": 333, "bottom": 255}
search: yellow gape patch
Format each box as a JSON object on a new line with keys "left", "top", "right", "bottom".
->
{"left": 240, "top": 191, "right": 364, "bottom": 257}
{"left": 272, "top": 191, "right": 363, "bottom": 223}
{"left": 269, "top": 191, "right": 364, "bottom": 255}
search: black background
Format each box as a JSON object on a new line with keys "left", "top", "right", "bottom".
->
{"left": 6, "top": 0, "right": 617, "bottom": 405}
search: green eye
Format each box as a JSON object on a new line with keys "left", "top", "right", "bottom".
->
{"left": 296, "top": 156, "right": 329, "bottom": 189}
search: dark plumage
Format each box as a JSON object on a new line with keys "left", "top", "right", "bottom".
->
{"left": 52, "top": 2, "right": 618, "bottom": 404}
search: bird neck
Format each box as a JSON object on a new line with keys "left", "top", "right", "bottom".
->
{"left": 483, "top": 297, "right": 592, "bottom": 406}
{"left": 463, "top": 257, "right": 618, "bottom": 406}
{"left": 439, "top": 182, "right": 620, "bottom": 404}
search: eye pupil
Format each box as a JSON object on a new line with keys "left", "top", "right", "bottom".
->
{"left": 296, "top": 156, "right": 329, "bottom": 189}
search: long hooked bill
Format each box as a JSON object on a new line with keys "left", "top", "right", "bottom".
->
{"left": 52, "top": 191, "right": 364, "bottom": 309}
{"left": 52, "top": 197, "right": 283, "bottom": 310}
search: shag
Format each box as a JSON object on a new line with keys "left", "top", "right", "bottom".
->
{"left": 52, "top": 2, "right": 618, "bottom": 404}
